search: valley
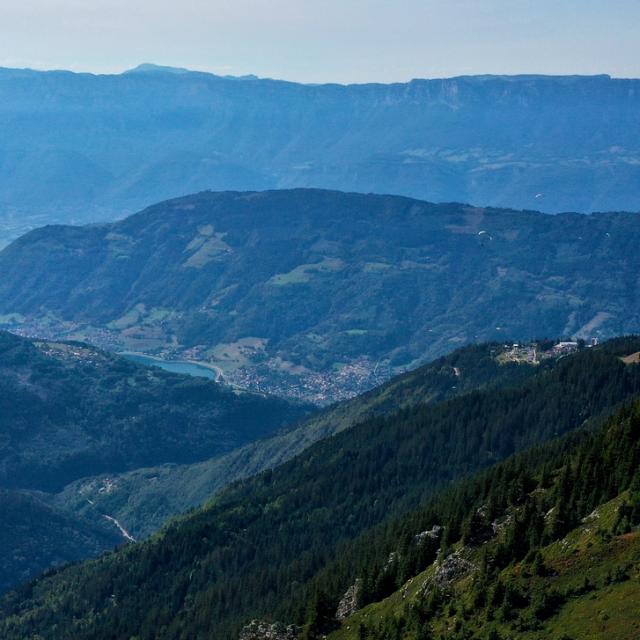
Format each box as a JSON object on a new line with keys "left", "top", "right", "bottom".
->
{"left": 1, "top": 189, "right": 638, "bottom": 403}
{"left": 0, "top": 330, "right": 310, "bottom": 593}
{"left": 49, "top": 340, "right": 542, "bottom": 539}
{"left": 1, "top": 20, "right": 639, "bottom": 637}
{"left": 1, "top": 337, "right": 639, "bottom": 639}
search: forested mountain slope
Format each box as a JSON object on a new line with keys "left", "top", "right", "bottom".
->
{"left": 0, "top": 330, "right": 308, "bottom": 594}
{"left": 2, "top": 338, "right": 639, "bottom": 639}
{"left": 1, "top": 68, "right": 639, "bottom": 248}
{"left": 324, "top": 397, "right": 640, "bottom": 640}
{"left": 0, "top": 490, "right": 121, "bottom": 595}
{"left": 0, "top": 331, "right": 308, "bottom": 492}
{"left": 2, "top": 189, "right": 640, "bottom": 401}
{"left": 53, "top": 342, "right": 539, "bottom": 539}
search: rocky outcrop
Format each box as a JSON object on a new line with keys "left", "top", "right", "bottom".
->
{"left": 422, "top": 551, "right": 476, "bottom": 595}
{"left": 433, "top": 552, "right": 475, "bottom": 589}
{"left": 492, "top": 513, "right": 512, "bottom": 536}
{"left": 336, "top": 579, "right": 361, "bottom": 620}
{"left": 464, "top": 508, "right": 494, "bottom": 545}
{"left": 239, "top": 620, "right": 300, "bottom": 640}
{"left": 414, "top": 525, "right": 443, "bottom": 546}
{"left": 383, "top": 551, "right": 398, "bottom": 571}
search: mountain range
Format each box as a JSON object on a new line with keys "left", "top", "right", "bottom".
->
{"left": 1, "top": 68, "right": 640, "bottom": 245}
{"left": 0, "top": 330, "right": 309, "bottom": 593}
{"left": 1, "top": 336, "right": 639, "bottom": 639}
{"left": 0, "top": 333, "right": 531, "bottom": 593}
{"left": 1, "top": 189, "right": 640, "bottom": 401}
{"left": 1, "top": 61, "right": 640, "bottom": 640}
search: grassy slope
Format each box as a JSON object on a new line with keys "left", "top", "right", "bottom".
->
{"left": 331, "top": 495, "right": 640, "bottom": 640}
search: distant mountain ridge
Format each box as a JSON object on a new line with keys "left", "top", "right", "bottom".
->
{"left": 1, "top": 68, "right": 639, "bottom": 245}
{"left": 123, "top": 63, "right": 260, "bottom": 80}
{"left": 2, "top": 189, "right": 640, "bottom": 400}
{"left": 124, "top": 63, "right": 194, "bottom": 75}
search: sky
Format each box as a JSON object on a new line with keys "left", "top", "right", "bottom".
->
{"left": 1, "top": 0, "right": 639, "bottom": 83}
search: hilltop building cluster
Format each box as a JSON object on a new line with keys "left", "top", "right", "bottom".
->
{"left": 500, "top": 338, "right": 599, "bottom": 365}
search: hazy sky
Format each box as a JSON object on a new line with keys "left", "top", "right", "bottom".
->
{"left": 1, "top": 0, "right": 639, "bottom": 83}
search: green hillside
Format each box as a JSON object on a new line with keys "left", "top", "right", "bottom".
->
{"left": 52, "top": 342, "right": 538, "bottom": 538}
{"left": 0, "top": 330, "right": 308, "bottom": 594}
{"left": 0, "top": 490, "right": 121, "bottom": 595}
{"left": 329, "top": 500, "right": 640, "bottom": 640}
{"left": 0, "top": 330, "right": 308, "bottom": 492}
{"left": 2, "top": 189, "right": 640, "bottom": 401}
{"left": 325, "top": 404, "right": 640, "bottom": 640}
{"left": 2, "top": 338, "right": 639, "bottom": 639}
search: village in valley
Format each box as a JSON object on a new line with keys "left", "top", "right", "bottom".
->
{"left": 1, "top": 308, "right": 606, "bottom": 403}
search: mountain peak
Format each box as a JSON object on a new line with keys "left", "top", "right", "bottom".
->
{"left": 122, "top": 63, "right": 260, "bottom": 81}
{"left": 124, "top": 63, "right": 194, "bottom": 75}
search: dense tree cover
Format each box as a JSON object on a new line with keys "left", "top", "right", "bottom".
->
{"left": 0, "top": 490, "right": 120, "bottom": 594}
{"left": 328, "top": 399, "right": 640, "bottom": 640}
{"left": 52, "top": 341, "right": 540, "bottom": 540}
{"left": 0, "top": 330, "right": 308, "bottom": 595}
{"left": 0, "top": 331, "right": 309, "bottom": 492}
{"left": 0, "top": 338, "right": 531, "bottom": 596}
{"left": 2, "top": 338, "right": 640, "bottom": 639}
{"left": 0, "top": 337, "right": 534, "bottom": 596}
{"left": 4, "top": 189, "right": 640, "bottom": 401}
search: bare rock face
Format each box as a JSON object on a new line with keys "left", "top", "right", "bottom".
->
{"left": 436, "top": 552, "right": 475, "bottom": 588}
{"left": 336, "top": 579, "right": 361, "bottom": 620}
{"left": 239, "top": 620, "right": 300, "bottom": 640}
{"left": 414, "top": 525, "right": 443, "bottom": 546}
{"left": 422, "top": 551, "right": 476, "bottom": 595}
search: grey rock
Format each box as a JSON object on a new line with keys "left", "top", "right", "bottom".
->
{"left": 414, "top": 525, "right": 443, "bottom": 546}
{"left": 422, "top": 551, "right": 476, "bottom": 595}
{"left": 239, "top": 620, "right": 300, "bottom": 640}
{"left": 336, "top": 579, "right": 361, "bottom": 620}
